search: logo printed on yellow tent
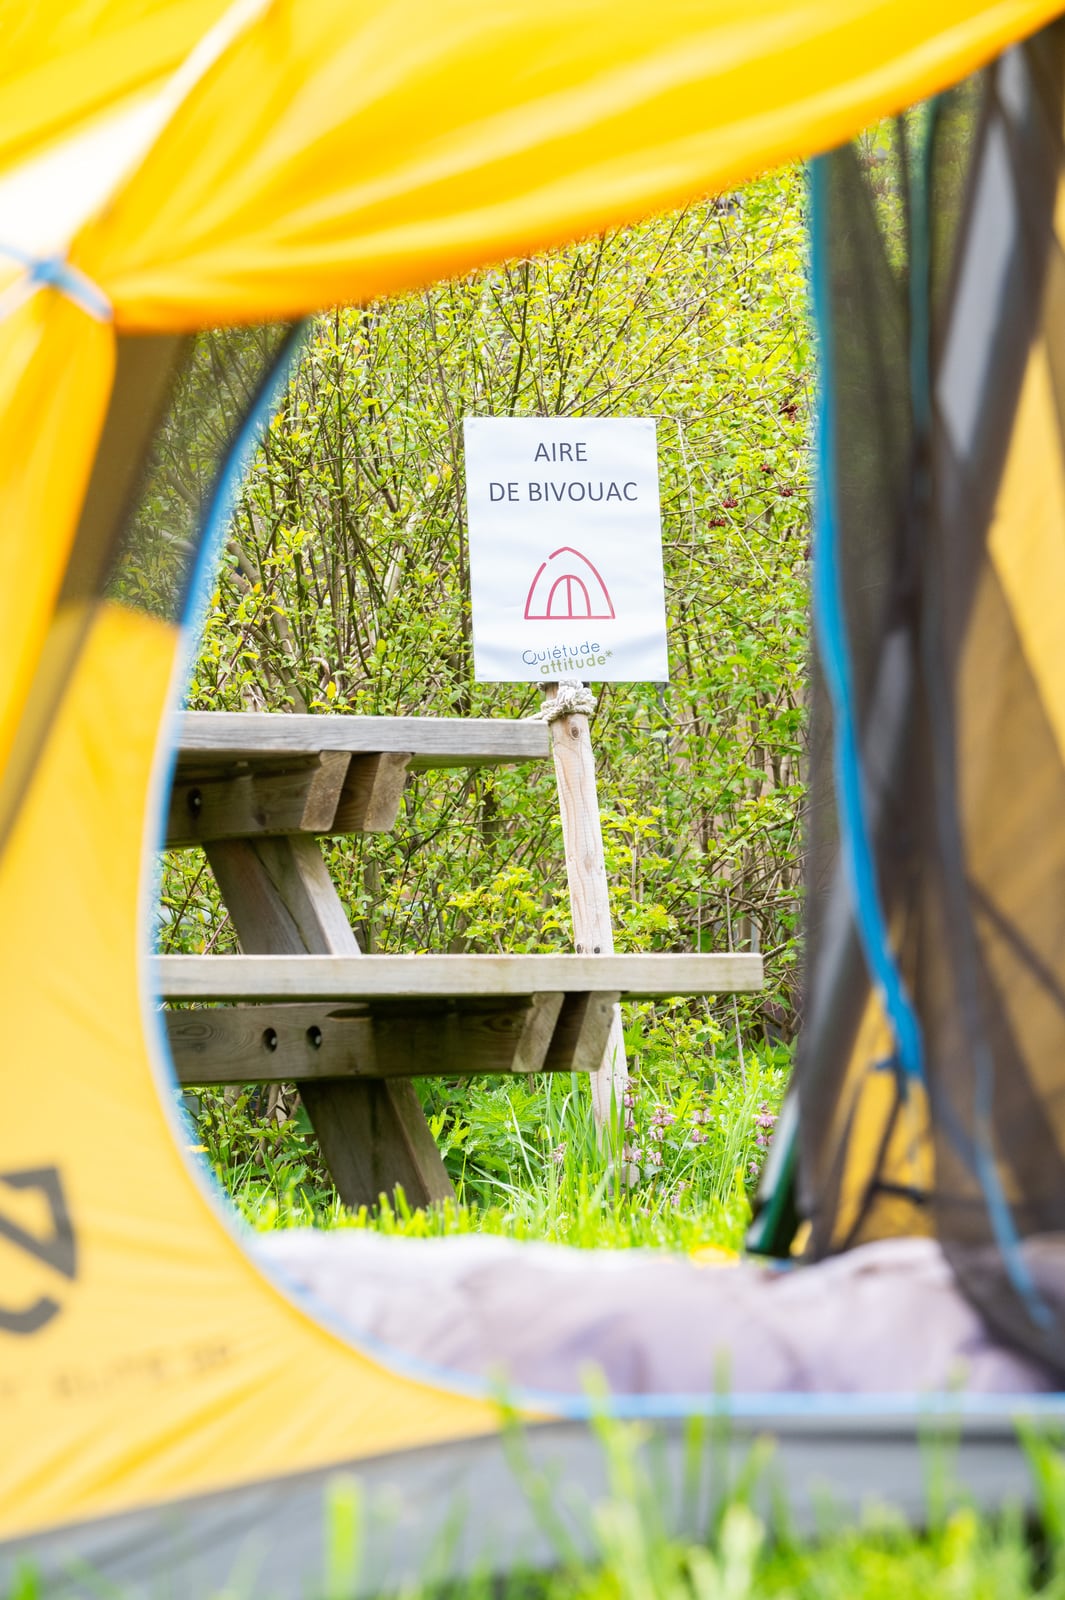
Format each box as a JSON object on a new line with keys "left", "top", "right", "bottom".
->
{"left": 0, "top": 1166, "right": 77, "bottom": 1336}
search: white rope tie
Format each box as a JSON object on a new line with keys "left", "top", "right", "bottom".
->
{"left": 527, "top": 677, "right": 596, "bottom": 723}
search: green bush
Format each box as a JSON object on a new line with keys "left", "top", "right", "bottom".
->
{"left": 160, "top": 168, "right": 810, "bottom": 1229}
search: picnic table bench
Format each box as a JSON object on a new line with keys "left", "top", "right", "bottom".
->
{"left": 159, "top": 713, "right": 763, "bottom": 1209}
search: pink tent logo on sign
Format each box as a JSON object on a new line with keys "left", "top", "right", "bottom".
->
{"left": 524, "top": 546, "right": 615, "bottom": 620}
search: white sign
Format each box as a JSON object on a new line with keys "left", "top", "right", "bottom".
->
{"left": 463, "top": 417, "right": 668, "bottom": 683}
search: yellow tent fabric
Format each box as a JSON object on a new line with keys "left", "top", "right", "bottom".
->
{"left": 783, "top": 22, "right": 1065, "bottom": 1374}
{"left": 0, "top": 0, "right": 231, "bottom": 174}
{"left": 2, "top": 0, "right": 1062, "bottom": 1560}
{"left": 75, "top": 0, "right": 1065, "bottom": 327}
{"left": 4, "top": 0, "right": 1059, "bottom": 822}
{"left": 6, "top": 0, "right": 1061, "bottom": 765}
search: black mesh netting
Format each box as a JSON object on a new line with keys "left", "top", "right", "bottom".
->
{"left": 0, "top": 325, "right": 293, "bottom": 860}
{"left": 797, "top": 20, "right": 1065, "bottom": 1373}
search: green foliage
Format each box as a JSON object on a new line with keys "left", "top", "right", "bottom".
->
{"left": 344, "top": 1421, "right": 1065, "bottom": 1600}
{"left": 191, "top": 1041, "right": 788, "bottom": 1253}
{"left": 162, "top": 167, "right": 809, "bottom": 1006}
{"left": 13, "top": 1421, "right": 1065, "bottom": 1598}
{"left": 159, "top": 170, "right": 810, "bottom": 1230}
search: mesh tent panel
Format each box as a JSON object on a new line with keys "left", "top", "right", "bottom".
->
{"left": 0, "top": 325, "right": 293, "bottom": 864}
{"left": 798, "top": 20, "right": 1065, "bottom": 1371}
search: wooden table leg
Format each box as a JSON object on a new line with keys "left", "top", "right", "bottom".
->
{"left": 205, "top": 835, "right": 454, "bottom": 1211}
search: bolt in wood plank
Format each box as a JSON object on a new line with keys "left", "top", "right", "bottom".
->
{"left": 167, "top": 752, "right": 351, "bottom": 847}
{"left": 167, "top": 1004, "right": 376, "bottom": 1083}
{"left": 331, "top": 752, "right": 412, "bottom": 833}
{"left": 166, "top": 997, "right": 588, "bottom": 1084}
{"left": 202, "top": 835, "right": 454, "bottom": 1210}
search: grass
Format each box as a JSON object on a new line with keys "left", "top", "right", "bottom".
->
{"left": 53, "top": 1017, "right": 1044, "bottom": 1598}
{"left": 477, "top": 1418, "right": 1065, "bottom": 1600}
{"left": 14, "top": 1028, "right": 1065, "bottom": 1597}
{"left": 186, "top": 1018, "right": 791, "bottom": 1253}
{"left": 11, "top": 1417, "right": 1065, "bottom": 1599}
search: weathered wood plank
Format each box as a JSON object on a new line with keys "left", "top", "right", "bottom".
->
{"left": 167, "top": 752, "right": 351, "bottom": 846}
{"left": 155, "top": 951, "right": 764, "bottom": 1000}
{"left": 203, "top": 835, "right": 454, "bottom": 1209}
{"left": 332, "top": 752, "right": 412, "bottom": 833}
{"left": 510, "top": 992, "right": 566, "bottom": 1074}
{"left": 166, "top": 996, "right": 584, "bottom": 1084}
{"left": 334, "top": 1077, "right": 453, "bottom": 1211}
{"left": 546, "top": 686, "right": 627, "bottom": 1126}
{"left": 363, "top": 994, "right": 569, "bottom": 1078}
{"left": 543, "top": 992, "right": 619, "bottom": 1076}
{"left": 167, "top": 1004, "right": 375, "bottom": 1083}
{"left": 174, "top": 711, "right": 549, "bottom": 770}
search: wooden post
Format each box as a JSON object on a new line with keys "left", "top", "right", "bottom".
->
{"left": 205, "top": 835, "right": 453, "bottom": 1211}
{"left": 544, "top": 683, "right": 627, "bottom": 1131}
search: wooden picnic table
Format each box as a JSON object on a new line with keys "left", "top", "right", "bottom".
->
{"left": 161, "top": 712, "right": 763, "bottom": 1210}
